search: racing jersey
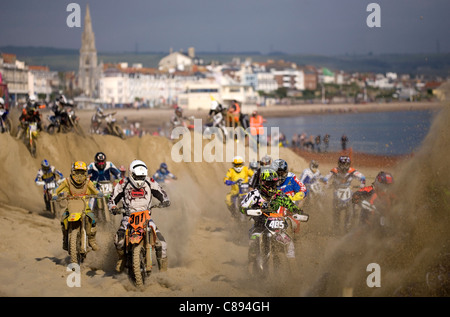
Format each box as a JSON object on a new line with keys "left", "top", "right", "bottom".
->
{"left": 277, "top": 172, "right": 308, "bottom": 202}
{"left": 108, "top": 176, "right": 169, "bottom": 214}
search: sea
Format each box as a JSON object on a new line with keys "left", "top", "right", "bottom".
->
{"left": 264, "top": 109, "right": 440, "bottom": 156}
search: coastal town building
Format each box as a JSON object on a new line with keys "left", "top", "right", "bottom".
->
{"left": 28, "top": 65, "right": 59, "bottom": 101}
{"left": 0, "top": 53, "right": 29, "bottom": 103}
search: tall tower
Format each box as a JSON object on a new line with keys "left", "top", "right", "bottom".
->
{"left": 78, "top": 4, "right": 99, "bottom": 98}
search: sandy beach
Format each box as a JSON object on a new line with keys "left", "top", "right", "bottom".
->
{"left": 0, "top": 99, "right": 448, "bottom": 297}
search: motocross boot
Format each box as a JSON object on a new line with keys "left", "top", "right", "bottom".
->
{"left": 115, "top": 250, "right": 125, "bottom": 273}
{"left": 156, "top": 248, "right": 168, "bottom": 272}
{"left": 87, "top": 225, "right": 99, "bottom": 251}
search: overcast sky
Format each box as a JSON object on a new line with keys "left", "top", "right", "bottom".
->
{"left": 1, "top": 0, "right": 449, "bottom": 55}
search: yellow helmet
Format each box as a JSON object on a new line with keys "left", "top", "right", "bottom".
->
{"left": 71, "top": 161, "right": 87, "bottom": 185}
{"left": 232, "top": 156, "right": 244, "bottom": 173}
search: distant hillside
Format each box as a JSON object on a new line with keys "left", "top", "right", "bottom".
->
{"left": 1, "top": 46, "right": 449, "bottom": 77}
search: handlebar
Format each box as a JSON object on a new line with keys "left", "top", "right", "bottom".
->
{"left": 112, "top": 203, "right": 166, "bottom": 216}
{"left": 53, "top": 193, "right": 100, "bottom": 202}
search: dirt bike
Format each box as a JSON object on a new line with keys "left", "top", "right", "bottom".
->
{"left": 203, "top": 112, "right": 229, "bottom": 143}
{"left": 47, "top": 107, "right": 84, "bottom": 136}
{"left": 230, "top": 179, "right": 250, "bottom": 222}
{"left": 93, "top": 180, "right": 114, "bottom": 223}
{"left": 22, "top": 122, "right": 39, "bottom": 157}
{"left": 39, "top": 180, "right": 60, "bottom": 218}
{"left": 58, "top": 194, "right": 99, "bottom": 265}
{"left": 104, "top": 112, "right": 125, "bottom": 139}
{"left": 0, "top": 108, "right": 12, "bottom": 134}
{"left": 117, "top": 205, "right": 163, "bottom": 288}
{"left": 246, "top": 206, "right": 309, "bottom": 278}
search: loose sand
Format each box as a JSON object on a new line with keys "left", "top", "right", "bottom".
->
{"left": 0, "top": 100, "right": 448, "bottom": 297}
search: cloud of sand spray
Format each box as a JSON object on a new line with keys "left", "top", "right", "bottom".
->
{"left": 300, "top": 105, "right": 450, "bottom": 296}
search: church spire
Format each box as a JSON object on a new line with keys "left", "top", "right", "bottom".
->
{"left": 78, "top": 4, "right": 99, "bottom": 98}
{"left": 80, "top": 4, "right": 96, "bottom": 53}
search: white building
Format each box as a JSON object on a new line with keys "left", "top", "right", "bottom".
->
{"left": 28, "top": 65, "right": 58, "bottom": 100}
{"left": 158, "top": 51, "right": 193, "bottom": 72}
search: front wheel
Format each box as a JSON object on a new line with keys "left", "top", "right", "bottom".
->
{"left": 68, "top": 222, "right": 82, "bottom": 264}
{"left": 46, "top": 124, "right": 58, "bottom": 135}
{"left": 131, "top": 242, "right": 147, "bottom": 288}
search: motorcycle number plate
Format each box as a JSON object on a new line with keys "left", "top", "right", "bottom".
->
{"left": 46, "top": 182, "right": 56, "bottom": 189}
{"left": 337, "top": 187, "right": 352, "bottom": 201}
{"left": 266, "top": 217, "right": 285, "bottom": 230}
{"left": 128, "top": 210, "right": 150, "bottom": 230}
{"left": 100, "top": 182, "right": 113, "bottom": 193}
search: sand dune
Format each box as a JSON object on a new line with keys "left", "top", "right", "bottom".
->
{"left": 0, "top": 102, "right": 448, "bottom": 297}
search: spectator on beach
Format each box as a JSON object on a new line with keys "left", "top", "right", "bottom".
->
{"left": 291, "top": 133, "right": 299, "bottom": 148}
{"left": 315, "top": 135, "right": 321, "bottom": 153}
{"left": 300, "top": 133, "right": 306, "bottom": 149}
{"left": 341, "top": 134, "right": 348, "bottom": 151}
{"left": 323, "top": 134, "right": 330, "bottom": 152}
{"left": 304, "top": 135, "right": 315, "bottom": 151}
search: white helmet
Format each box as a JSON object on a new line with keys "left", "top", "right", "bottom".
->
{"left": 232, "top": 156, "right": 244, "bottom": 173}
{"left": 0, "top": 97, "right": 4, "bottom": 106}
{"left": 210, "top": 100, "right": 219, "bottom": 110}
{"left": 129, "top": 159, "right": 148, "bottom": 188}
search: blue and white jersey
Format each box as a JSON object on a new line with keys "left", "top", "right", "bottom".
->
{"left": 87, "top": 161, "right": 121, "bottom": 183}
{"left": 152, "top": 168, "right": 177, "bottom": 183}
{"left": 35, "top": 166, "right": 64, "bottom": 184}
{"left": 299, "top": 168, "right": 322, "bottom": 186}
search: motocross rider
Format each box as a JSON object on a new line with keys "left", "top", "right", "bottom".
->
{"left": 87, "top": 152, "right": 122, "bottom": 187}
{"left": 170, "top": 106, "right": 189, "bottom": 129}
{"left": 224, "top": 156, "right": 254, "bottom": 213}
{"left": 352, "top": 171, "right": 395, "bottom": 227}
{"left": 0, "top": 97, "right": 9, "bottom": 133}
{"left": 54, "top": 161, "right": 101, "bottom": 251}
{"left": 241, "top": 168, "right": 306, "bottom": 273}
{"left": 35, "top": 159, "right": 64, "bottom": 210}
{"left": 108, "top": 159, "right": 171, "bottom": 273}
{"left": 322, "top": 156, "right": 366, "bottom": 232}
{"left": 152, "top": 162, "right": 177, "bottom": 184}
{"left": 51, "top": 94, "right": 70, "bottom": 128}
{"left": 249, "top": 154, "right": 272, "bottom": 189}
{"left": 91, "top": 107, "right": 108, "bottom": 134}
{"left": 16, "top": 95, "right": 42, "bottom": 139}
{"left": 271, "top": 159, "right": 308, "bottom": 238}
{"left": 299, "top": 160, "right": 322, "bottom": 189}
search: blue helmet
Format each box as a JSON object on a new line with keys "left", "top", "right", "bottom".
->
{"left": 160, "top": 162, "right": 168, "bottom": 169}
{"left": 41, "top": 159, "right": 50, "bottom": 172}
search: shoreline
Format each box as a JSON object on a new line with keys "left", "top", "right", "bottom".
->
{"left": 254, "top": 101, "right": 445, "bottom": 118}
{"left": 55, "top": 100, "right": 446, "bottom": 138}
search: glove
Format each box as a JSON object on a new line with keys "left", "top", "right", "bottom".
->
{"left": 160, "top": 200, "right": 170, "bottom": 208}
{"left": 225, "top": 180, "right": 235, "bottom": 186}
{"left": 111, "top": 206, "right": 118, "bottom": 215}
{"left": 36, "top": 181, "right": 45, "bottom": 186}
{"left": 261, "top": 201, "right": 269, "bottom": 209}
